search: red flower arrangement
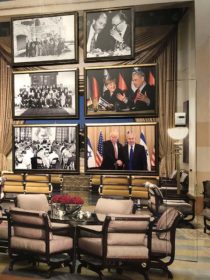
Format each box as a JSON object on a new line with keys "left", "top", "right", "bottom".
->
{"left": 51, "top": 194, "right": 84, "bottom": 205}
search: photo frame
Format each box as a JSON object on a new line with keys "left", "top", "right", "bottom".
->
{"left": 11, "top": 12, "right": 78, "bottom": 66}
{"left": 85, "top": 122, "right": 159, "bottom": 175}
{"left": 84, "top": 7, "right": 134, "bottom": 62}
{"left": 13, "top": 68, "right": 78, "bottom": 120}
{"left": 13, "top": 124, "right": 79, "bottom": 173}
{"left": 85, "top": 64, "right": 158, "bottom": 118}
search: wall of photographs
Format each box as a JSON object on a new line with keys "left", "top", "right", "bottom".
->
{"left": 11, "top": 7, "right": 159, "bottom": 175}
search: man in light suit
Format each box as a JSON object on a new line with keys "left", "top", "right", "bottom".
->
{"left": 123, "top": 132, "right": 147, "bottom": 170}
{"left": 101, "top": 130, "right": 124, "bottom": 170}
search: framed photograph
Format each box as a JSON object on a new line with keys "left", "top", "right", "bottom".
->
{"left": 13, "top": 69, "right": 78, "bottom": 120}
{"left": 84, "top": 7, "right": 134, "bottom": 62}
{"left": 13, "top": 124, "right": 79, "bottom": 173}
{"left": 85, "top": 122, "right": 158, "bottom": 175}
{"left": 85, "top": 64, "right": 158, "bottom": 117}
{"left": 11, "top": 12, "right": 78, "bottom": 66}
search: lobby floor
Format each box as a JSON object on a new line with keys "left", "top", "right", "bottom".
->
{"left": 0, "top": 191, "right": 210, "bottom": 279}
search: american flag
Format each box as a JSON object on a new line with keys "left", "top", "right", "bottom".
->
{"left": 96, "top": 131, "right": 104, "bottom": 167}
{"left": 151, "top": 147, "right": 156, "bottom": 167}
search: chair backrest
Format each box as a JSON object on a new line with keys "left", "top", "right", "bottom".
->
{"left": 16, "top": 194, "right": 50, "bottom": 212}
{"left": 8, "top": 207, "right": 51, "bottom": 241}
{"left": 156, "top": 207, "right": 180, "bottom": 241}
{"left": 95, "top": 197, "right": 134, "bottom": 216}
{"left": 203, "top": 181, "right": 210, "bottom": 198}
{"left": 148, "top": 185, "right": 163, "bottom": 215}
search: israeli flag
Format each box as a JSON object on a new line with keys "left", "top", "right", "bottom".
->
{"left": 140, "top": 131, "right": 151, "bottom": 171}
{"left": 87, "top": 138, "right": 96, "bottom": 168}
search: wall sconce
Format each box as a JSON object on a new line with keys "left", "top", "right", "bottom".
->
{"left": 167, "top": 114, "right": 189, "bottom": 194}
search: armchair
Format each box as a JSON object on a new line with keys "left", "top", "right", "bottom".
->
{"left": 77, "top": 214, "right": 153, "bottom": 280}
{"left": 149, "top": 207, "right": 182, "bottom": 279}
{"left": 148, "top": 185, "right": 195, "bottom": 227}
{"left": 202, "top": 181, "right": 210, "bottom": 233}
{"left": 7, "top": 207, "right": 74, "bottom": 277}
{"left": 0, "top": 206, "right": 8, "bottom": 252}
{"left": 15, "top": 194, "right": 70, "bottom": 234}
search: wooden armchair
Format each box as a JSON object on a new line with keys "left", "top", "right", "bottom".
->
{"left": 0, "top": 206, "right": 8, "bottom": 253}
{"left": 77, "top": 214, "right": 153, "bottom": 280}
{"left": 7, "top": 207, "right": 75, "bottom": 277}
{"left": 202, "top": 180, "right": 210, "bottom": 233}
{"left": 148, "top": 185, "right": 195, "bottom": 227}
{"left": 149, "top": 207, "right": 182, "bottom": 278}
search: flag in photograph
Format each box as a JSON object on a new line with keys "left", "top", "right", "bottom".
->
{"left": 140, "top": 131, "right": 151, "bottom": 171}
{"left": 96, "top": 131, "right": 104, "bottom": 167}
{"left": 151, "top": 147, "right": 156, "bottom": 167}
{"left": 148, "top": 71, "right": 155, "bottom": 86}
{"left": 118, "top": 73, "right": 128, "bottom": 91}
{"left": 92, "top": 77, "right": 100, "bottom": 101}
{"left": 103, "top": 69, "right": 110, "bottom": 92}
{"left": 87, "top": 138, "right": 96, "bottom": 168}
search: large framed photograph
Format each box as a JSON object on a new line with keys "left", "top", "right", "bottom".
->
{"left": 84, "top": 7, "right": 134, "bottom": 62}
{"left": 85, "top": 64, "right": 158, "bottom": 117}
{"left": 13, "top": 124, "right": 79, "bottom": 173}
{"left": 85, "top": 122, "right": 158, "bottom": 175}
{"left": 11, "top": 12, "right": 78, "bottom": 66}
{"left": 13, "top": 69, "right": 78, "bottom": 119}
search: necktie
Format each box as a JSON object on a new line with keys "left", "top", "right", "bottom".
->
{"left": 129, "top": 145, "right": 134, "bottom": 170}
{"left": 113, "top": 143, "right": 118, "bottom": 160}
{"left": 90, "top": 33, "right": 96, "bottom": 52}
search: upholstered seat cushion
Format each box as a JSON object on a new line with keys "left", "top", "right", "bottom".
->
{"left": 78, "top": 237, "right": 148, "bottom": 259}
{"left": 163, "top": 201, "right": 192, "bottom": 214}
{"left": 11, "top": 235, "right": 73, "bottom": 254}
{"left": 95, "top": 198, "right": 133, "bottom": 215}
{"left": 150, "top": 233, "right": 171, "bottom": 255}
{"left": 108, "top": 233, "right": 146, "bottom": 245}
{"left": 0, "top": 221, "right": 8, "bottom": 240}
{"left": 51, "top": 222, "right": 70, "bottom": 230}
{"left": 203, "top": 208, "right": 210, "bottom": 218}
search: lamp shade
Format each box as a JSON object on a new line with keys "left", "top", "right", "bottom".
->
{"left": 167, "top": 127, "right": 189, "bottom": 140}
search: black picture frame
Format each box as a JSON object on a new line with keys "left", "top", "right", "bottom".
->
{"left": 13, "top": 68, "right": 79, "bottom": 120}
{"left": 11, "top": 12, "right": 78, "bottom": 66}
{"left": 85, "top": 122, "right": 159, "bottom": 175}
{"left": 84, "top": 7, "right": 134, "bottom": 62}
{"left": 85, "top": 64, "right": 158, "bottom": 118}
{"left": 13, "top": 124, "right": 79, "bottom": 174}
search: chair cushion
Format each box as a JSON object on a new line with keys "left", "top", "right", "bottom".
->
{"left": 78, "top": 237, "right": 149, "bottom": 259}
{"left": 108, "top": 233, "right": 146, "bottom": 245}
{"left": 0, "top": 221, "right": 8, "bottom": 239}
{"left": 11, "top": 235, "right": 73, "bottom": 254}
{"left": 203, "top": 208, "right": 210, "bottom": 219}
{"left": 95, "top": 198, "right": 133, "bottom": 215}
{"left": 150, "top": 233, "right": 172, "bottom": 255}
{"left": 156, "top": 208, "right": 179, "bottom": 240}
{"left": 17, "top": 194, "right": 50, "bottom": 212}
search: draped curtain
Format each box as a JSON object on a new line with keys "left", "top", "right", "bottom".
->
{"left": 0, "top": 24, "right": 177, "bottom": 175}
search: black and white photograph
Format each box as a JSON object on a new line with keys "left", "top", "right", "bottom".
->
{"left": 84, "top": 7, "right": 134, "bottom": 62}
{"left": 85, "top": 122, "right": 158, "bottom": 175}
{"left": 13, "top": 124, "right": 79, "bottom": 173}
{"left": 12, "top": 12, "right": 78, "bottom": 66}
{"left": 13, "top": 69, "right": 78, "bottom": 119}
{"left": 85, "top": 64, "right": 158, "bottom": 117}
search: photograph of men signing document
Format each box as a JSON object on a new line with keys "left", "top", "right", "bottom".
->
{"left": 86, "top": 123, "right": 158, "bottom": 174}
{"left": 85, "top": 64, "right": 157, "bottom": 117}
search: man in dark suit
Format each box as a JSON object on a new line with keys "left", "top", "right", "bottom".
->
{"left": 101, "top": 130, "right": 124, "bottom": 170}
{"left": 86, "top": 12, "right": 108, "bottom": 54}
{"left": 130, "top": 70, "right": 155, "bottom": 111}
{"left": 123, "top": 132, "right": 147, "bottom": 170}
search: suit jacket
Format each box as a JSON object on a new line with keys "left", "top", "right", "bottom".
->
{"left": 123, "top": 144, "right": 147, "bottom": 170}
{"left": 130, "top": 84, "right": 155, "bottom": 111}
{"left": 101, "top": 140, "right": 124, "bottom": 170}
{"left": 106, "top": 24, "right": 131, "bottom": 51}
{"left": 87, "top": 24, "right": 108, "bottom": 52}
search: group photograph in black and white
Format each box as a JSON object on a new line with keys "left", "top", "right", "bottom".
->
{"left": 85, "top": 64, "right": 157, "bottom": 117}
{"left": 84, "top": 7, "right": 134, "bottom": 61}
{"left": 12, "top": 13, "right": 78, "bottom": 65}
{"left": 13, "top": 125, "right": 79, "bottom": 173}
{"left": 13, "top": 69, "right": 78, "bottom": 119}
